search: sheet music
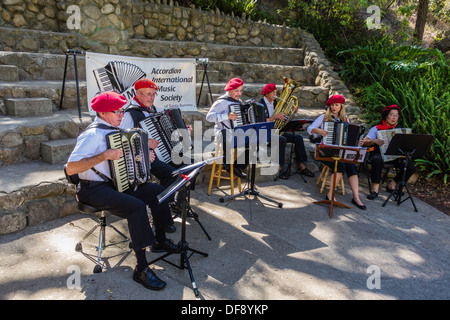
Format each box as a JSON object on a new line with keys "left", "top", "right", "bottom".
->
{"left": 315, "top": 143, "right": 367, "bottom": 163}
{"left": 377, "top": 128, "right": 412, "bottom": 161}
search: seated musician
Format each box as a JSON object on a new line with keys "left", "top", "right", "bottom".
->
{"left": 259, "top": 83, "right": 314, "bottom": 179}
{"left": 307, "top": 94, "right": 366, "bottom": 210}
{"left": 121, "top": 79, "right": 190, "bottom": 229}
{"left": 360, "top": 104, "right": 416, "bottom": 200}
{"left": 66, "top": 91, "right": 179, "bottom": 291}
{"left": 205, "top": 77, "right": 248, "bottom": 178}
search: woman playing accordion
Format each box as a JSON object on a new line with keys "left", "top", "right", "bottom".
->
{"left": 360, "top": 104, "right": 416, "bottom": 200}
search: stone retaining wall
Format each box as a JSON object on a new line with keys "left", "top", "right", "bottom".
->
{"left": 1, "top": 0, "right": 302, "bottom": 55}
{"left": 0, "top": 181, "right": 77, "bottom": 235}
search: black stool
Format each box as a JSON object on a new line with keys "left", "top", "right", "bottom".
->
{"left": 74, "top": 202, "right": 131, "bottom": 273}
{"left": 64, "top": 165, "right": 131, "bottom": 273}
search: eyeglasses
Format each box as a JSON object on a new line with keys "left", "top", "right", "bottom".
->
{"left": 111, "top": 109, "right": 124, "bottom": 115}
{"left": 141, "top": 92, "right": 158, "bottom": 98}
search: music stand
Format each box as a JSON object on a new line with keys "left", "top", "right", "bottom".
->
{"left": 169, "top": 157, "right": 221, "bottom": 241}
{"left": 381, "top": 134, "right": 434, "bottom": 212}
{"left": 219, "top": 121, "right": 283, "bottom": 208}
{"left": 149, "top": 160, "right": 213, "bottom": 297}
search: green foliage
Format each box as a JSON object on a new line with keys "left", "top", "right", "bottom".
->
{"left": 283, "top": 0, "right": 373, "bottom": 58}
{"left": 339, "top": 39, "right": 450, "bottom": 182}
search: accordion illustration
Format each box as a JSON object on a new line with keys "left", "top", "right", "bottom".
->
{"left": 106, "top": 129, "right": 151, "bottom": 193}
{"left": 323, "top": 121, "right": 362, "bottom": 147}
{"left": 229, "top": 102, "right": 266, "bottom": 129}
{"left": 93, "top": 61, "right": 146, "bottom": 94}
{"left": 139, "top": 107, "right": 189, "bottom": 164}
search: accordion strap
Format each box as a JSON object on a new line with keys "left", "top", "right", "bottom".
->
{"left": 90, "top": 167, "right": 113, "bottom": 183}
{"left": 83, "top": 121, "right": 120, "bottom": 183}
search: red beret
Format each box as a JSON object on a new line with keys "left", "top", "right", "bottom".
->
{"left": 134, "top": 79, "right": 159, "bottom": 91}
{"left": 381, "top": 104, "right": 401, "bottom": 116}
{"left": 262, "top": 83, "right": 277, "bottom": 95}
{"left": 224, "top": 77, "right": 244, "bottom": 91}
{"left": 326, "top": 94, "right": 345, "bottom": 106}
{"left": 91, "top": 91, "right": 127, "bottom": 112}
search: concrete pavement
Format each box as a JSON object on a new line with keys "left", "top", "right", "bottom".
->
{"left": 0, "top": 172, "right": 449, "bottom": 301}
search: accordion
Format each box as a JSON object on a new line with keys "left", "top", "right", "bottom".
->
{"left": 376, "top": 128, "right": 412, "bottom": 161}
{"left": 229, "top": 102, "right": 266, "bottom": 129}
{"left": 106, "top": 129, "right": 151, "bottom": 192}
{"left": 323, "top": 121, "right": 362, "bottom": 147}
{"left": 93, "top": 61, "right": 146, "bottom": 93}
{"left": 139, "top": 108, "right": 189, "bottom": 164}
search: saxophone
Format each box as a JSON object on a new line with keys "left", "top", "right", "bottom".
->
{"left": 273, "top": 77, "right": 300, "bottom": 130}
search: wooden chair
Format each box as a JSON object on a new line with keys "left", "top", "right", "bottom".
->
{"left": 316, "top": 165, "right": 345, "bottom": 195}
{"left": 207, "top": 142, "right": 242, "bottom": 196}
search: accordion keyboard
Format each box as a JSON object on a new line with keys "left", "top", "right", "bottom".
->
{"left": 140, "top": 116, "right": 173, "bottom": 163}
{"left": 229, "top": 104, "right": 244, "bottom": 128}
{"left": 107, "top": 133, "right": 133, "bottom": 192}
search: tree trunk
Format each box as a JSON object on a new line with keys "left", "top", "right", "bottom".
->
{"left": 414, "top": 0, "right": 429, "bottom": 44}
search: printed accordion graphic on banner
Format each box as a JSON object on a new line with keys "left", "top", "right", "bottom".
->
{"left": 85, "top": 52, "right": 197, "bottom": 115}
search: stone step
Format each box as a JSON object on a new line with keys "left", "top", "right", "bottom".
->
{"left": 196, "top": 83, "right": 329, "bottom": 108}
{"left": 0, "top": 80, "right": 88, "bottom": 112}
{"left": 0, "top": 65, "right": 19, "bottom": 82}
{"left": 4, "top": 97, "right": 52, "bottom": 117}
{"left": 128, "top": 38, "right": 305, "bottom": 66}
{"left": 0, "top": 110, "right": 91, "bottom": 165}
{"left": 0, "top": 27, "right": 305, "bottom": 67}
{"left": 41, "top": 138, "right": 77, "bottom": 164}
{"left": 0, "top": 50, "right": 315, "bottom": 84}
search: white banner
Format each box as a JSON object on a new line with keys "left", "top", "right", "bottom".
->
{"left": 85, "top": 52, "right": 197, "bottom": 115}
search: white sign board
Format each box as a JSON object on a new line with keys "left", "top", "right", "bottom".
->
{"left": 85, "top": 52, "right": 197, "bottom": 115}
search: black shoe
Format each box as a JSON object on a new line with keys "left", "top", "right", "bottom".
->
{"left": 233, "top": 167, "right": 246, "bottom": 178}
{"left": 226, "top": 166, "right": 246, "bottom": 178}
{"left": 133, "top": 267, "right": 166, "bottom": 291}
{"left": 165, "top": 224, "right": 176, "bottom": 233}
{"left": 151, "top": 239, "right": 180, "bottom": 253}
{"left": 351, "top": 198, "right": 366, "bottom": 210}
{"left": 367, "top": 191, "right": 378, "bottom": 200}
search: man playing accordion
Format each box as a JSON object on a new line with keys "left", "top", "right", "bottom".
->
{"left": 66, "top": 91, "right": 179, "bottom": 291}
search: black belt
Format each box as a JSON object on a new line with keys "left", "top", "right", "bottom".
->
{"left": 79, "top": 180, "right": 110, "bottom": 188}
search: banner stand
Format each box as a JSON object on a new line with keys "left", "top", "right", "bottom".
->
{"left": 196, "top": 58, "right": 213, "bottom": 107}
{"left": 60, "top": 49, "right": 85, "bottom": 123}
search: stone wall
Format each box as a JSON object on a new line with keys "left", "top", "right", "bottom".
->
{"left": 0, "top": 181, "right": 77, "bottom": 235}
{"left": 0, "top": 0, "right": 302, "bottom": 55}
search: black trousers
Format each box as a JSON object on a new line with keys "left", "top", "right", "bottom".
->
{"left": 278, "top": 132, "right": 307, "bottom": 167}
{"left": 77, "top": 181, "right": 172, "bottom": 252}
{"left": 220, "top": 129, "right": 249, "bottom": 171}
{"left": 370, "top": 153, "right": 416, "bottom": 184}
{"left": 151, "top": 157, "right": 181, "bottom": 206}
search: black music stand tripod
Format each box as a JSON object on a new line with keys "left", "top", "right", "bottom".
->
{"left": 173, "top": 185, "right": 211, "bottom": 241}
{"left": 219, "top": 122, "right": 283, "bottom": 208}
{"left": 148, "top": 161, "right": 211, "bottom": 297}
{"left": 381, "top": 134, "right": 434, "bottom": 212}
